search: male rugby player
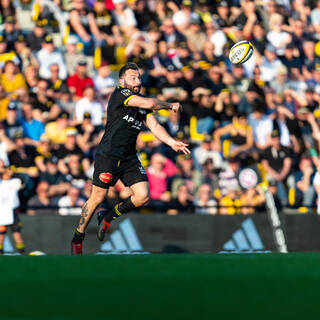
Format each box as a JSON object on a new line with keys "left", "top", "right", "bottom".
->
{"left": 71, "top": 63, "right": 190, "bottom": 254}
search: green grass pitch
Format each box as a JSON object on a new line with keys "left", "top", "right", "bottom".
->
{"left": 1, "top": 253, "right": 320, "bottom": 320}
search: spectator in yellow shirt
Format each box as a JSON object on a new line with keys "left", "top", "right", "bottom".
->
{"left": 0, "top": 60, "right": 27, "bottom": 96}
{"left": 45, "top": 111, "right": 70, "bottom": 144}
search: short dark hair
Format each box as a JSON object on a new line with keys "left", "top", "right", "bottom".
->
{"left": 119, "top": 63, "right": 139, "bottom": 78}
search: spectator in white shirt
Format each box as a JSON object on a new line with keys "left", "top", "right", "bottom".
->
{"left": 94, "top": 61, "right": 115, "bottom": 94}
{"left": 112, "top": 0, "right": 137, "bottom": 33}
{"left": 58, "top": 187, "right": 85, "bottom": 216}
{"left": 248, "top": 105, "right": 272, "bottom": 151}
{"left": 260, "top": 44, "right": 283, "bottom": 82}
{"left": 36, "top": 35, "right": 67, "bottom": 80}
{"left": 194, "top": 183, "right": 217, "bottom": 215}
{"left": 75, "top": 86, "right": 104, "bottom": 125}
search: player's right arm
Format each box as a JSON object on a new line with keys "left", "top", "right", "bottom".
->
{"left": 126, "top": 96, "right": 182, "bottom": 112}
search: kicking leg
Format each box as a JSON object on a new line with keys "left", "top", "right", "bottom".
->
{"left": 97, "top": 181, "right": 149, "bottom": 241}
{"left": 71, "top": 185, "right": 108, "bottom": 254}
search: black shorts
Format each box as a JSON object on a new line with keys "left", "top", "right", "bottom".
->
{"left": 92, "top": 154, "right": 148, "bottom": 189}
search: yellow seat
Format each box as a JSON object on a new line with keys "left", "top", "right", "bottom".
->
{"left": 189, "top": 116, "right": 205, "bottom": 142}
{"left": 288, "top": 188, "right": 295, "bottom": 207}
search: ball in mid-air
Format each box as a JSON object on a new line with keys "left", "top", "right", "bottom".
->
{"left": 229, "top": 40, "right": 254, "bottom": 65}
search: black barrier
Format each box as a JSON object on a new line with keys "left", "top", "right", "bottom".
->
{"left": 3, "top": 213, "right": 317, "bottom": 255}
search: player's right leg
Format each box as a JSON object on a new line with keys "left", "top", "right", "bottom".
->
{"left": 71, "top": 185, "right": 108, "bottom": 255}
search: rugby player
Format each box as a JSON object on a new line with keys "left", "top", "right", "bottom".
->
{"left": 71, "top": 62, "right": 190, "bottom": 254}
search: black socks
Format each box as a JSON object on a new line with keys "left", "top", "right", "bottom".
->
{"left": 72, "top": 229, "right": 85, "bottom": 244}
{"left": 105, "top": 197, "right": 136, "bottom": 223}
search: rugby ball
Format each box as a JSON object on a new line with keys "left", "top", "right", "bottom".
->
{"left": 229, "top": 40, "right": 253, "bottom": 65}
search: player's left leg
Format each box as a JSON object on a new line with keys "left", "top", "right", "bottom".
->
{"left": 97, "top": 181, "right": 149, "bottom": 241}
{"left": 11, "top": 212, "right": 25, "bottom": 254}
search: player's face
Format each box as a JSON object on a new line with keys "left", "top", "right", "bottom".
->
{"left": 122, "top": 70, "right": 142, "bottom": 93}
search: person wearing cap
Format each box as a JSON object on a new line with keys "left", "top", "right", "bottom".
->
{"left": 3, "top": 16, "right": 19, "bottom": 51}
{"left": 64, "top": 36, "right": 94, "bottom": 78}
{"left": 214, "top": 1, "right": 233, "bottom": 31}
{"left": 44, "top": 111, "right": 70, "bottom": 144}
{"left": 67, "top": 60, "right": 94, "bottom": 99}
{"left": 71, "top": 62, "right": 190, "bottom": 254}
{"left": 36, "top": 34, "right": 67, "bottom": 80}
{"left": 27, "top": 20, "right": 47, "bottom": 52}
{"left": 75, "top": 85, "right": 103, "bottom": 125}
{"left": 4, "top": 102, "right": 23, "bottom": 142}
{"left": 262, "top": 128, "right": 292, "bottom": 206}
{"left": 14, "top": 33, "right": 38, "bottom": 71}
{"left": 260, "top": 43, "right": 283, "bottom": 82}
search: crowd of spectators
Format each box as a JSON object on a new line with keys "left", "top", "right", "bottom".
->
{"left": 2, "top": 0, "right": 320, "bottom": 216}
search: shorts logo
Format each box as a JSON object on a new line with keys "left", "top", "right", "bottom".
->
{"left": 99, "top": 172, "right": 113, "bottom": 183}
{"left": 121, "top": 89, "right": 132, "bottom": 96}
{"left": 139, "top": 166, "right": 146, "bottom": 175}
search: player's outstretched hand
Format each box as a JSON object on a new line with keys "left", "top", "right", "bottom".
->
{"left": 171, "top": 102, "right": 182, "bottom": 113}
{"left": 170, "top": 140, "right": 191, "bottom": 154}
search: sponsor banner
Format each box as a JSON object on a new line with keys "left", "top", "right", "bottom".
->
{"left": 16, "top": 214, "right": 320, "bottom": 255}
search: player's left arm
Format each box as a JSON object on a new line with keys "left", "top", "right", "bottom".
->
{"left": 145, "top": 114, "right": 191, "bottom": 155}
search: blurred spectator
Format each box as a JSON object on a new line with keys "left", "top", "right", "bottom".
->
{"left": 45, "top": 111, "right": 70, "bottom": 144}
{"left": 36, "top": 35, "right": 67, "bottom": 80}
{"left": 67, "top": 60, "right": 94, "bottom": 99}
{"left": 171, "top": 154, "right": 201, "bottom": 197}
{"left": 58, "top": 186, "right": 85, "bottom": 215}
{"left": 4, "top": 102, "right": 22, "bottom": 141}
{"left": 0, "top": 121, "right": 14, "bottom": 166}
{"left": 194, "top": 183, "right": 217, "bottom": 215}
{"left": 27, "top": 181, "right": 57, "bottom": 216}
{"left": 147, "top": 153, "right": 177, "bottom": 205}
{"left": 21, "top": 102, "right": 45, "bottom": 144}
{"left": 94, "top": 61, "right": 115, "bottom": 94}
{"left": 248, "top": 103, "right": 272, "bottom": 152}
{"left": 27, "top": 21, "right": 47, "bottom": 52}
{"left": 193, "top": 136, "right": 223, "bottom": 171}
{"left": 214, "top": 112, "right": 254, "bottom": 159}
{"left": 313, "top": 161, "right": 320, "bottom": 214}
{"left": 68, "top": 0, "right": 103, "bottom": 55}
{"left": 262, "top": 129, "right": 293, "bottom": 206}
{"left": 1, "top": 60, "right": 26, "bottom": 96}
{"left": 39, "top": 156, "right": 70, "bottom": 197}
{"left": 167, "top": 183, "right": 194, "bottom": 215}
{"left": 112, "top": 0, "right": 137, "bottom": 33}
{"left": 75, "top": 85, "right": 104, "bottom": 125}
{"left": 64, "top": 35, "right": 94, "bottom": 77}
{"left": 218, "top": 157, "right": 241, "bottom": 197}
{"left": 293, "top": 156, "right": 315, "bottom": 208}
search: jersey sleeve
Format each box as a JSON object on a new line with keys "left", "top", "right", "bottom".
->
{"left": 118, "top": 88, "right": 137, "bottom": 106}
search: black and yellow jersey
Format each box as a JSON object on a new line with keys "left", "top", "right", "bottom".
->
{"left": 96, "top": 86, "right": 152, "bottom": 159}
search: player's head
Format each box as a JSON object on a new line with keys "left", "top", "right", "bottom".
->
{"left": 119, "top": 63, "right": 141, "bottom": 94}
